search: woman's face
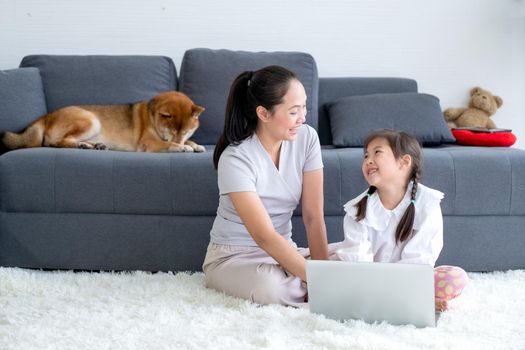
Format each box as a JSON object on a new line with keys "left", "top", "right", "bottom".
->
{"left": 260, "top": 79, "right": 307, "bottom": 141}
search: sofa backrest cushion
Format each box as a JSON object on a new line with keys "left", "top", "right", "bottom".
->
{"left": 327, "top": 92, "right": 456, "bottom": 147}
{"left": 318, "top": 78, "right": 418, "bottom": 145}
{"left": 179, "top": 48, "right": 319, "bottom": 145}
{"left": 20, "top": 55, "right": 177, "bottom": 111}
{"left": 0, "top": 68, "right": 47, "bottom": 153}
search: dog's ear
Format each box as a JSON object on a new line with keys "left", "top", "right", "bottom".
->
{"left": 147, "top": 96, "right": 160, "bottom": 116}
{"left": 192, "top": 104, "right": 205, "bottom": 119}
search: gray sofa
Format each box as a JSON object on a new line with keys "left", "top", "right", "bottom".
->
{"left": 1, "top": 49, "right": 524, "bottom": 273}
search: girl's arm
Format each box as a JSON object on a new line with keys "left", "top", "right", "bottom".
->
{"left": 336, "top": 214, "right": 373, "bottom": 262}
{"left": 399, "top": 204, "right": 444, "bottom": 265}
{"left": 229, "top": 191, "right": 308, "bottom": 281}
{"left": 301, "top": 169, "right": 328, "bottom": 260}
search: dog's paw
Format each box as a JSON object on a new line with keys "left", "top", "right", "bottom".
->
{"left": 78, "top": 142, "right": 92, "bottom": 149}
{"left": 182, "top": 145, "right": 194, "bottom": 152}
{"left": 192, "top": 144, "right": 205, "bottom": 153}
{"left": 169, "top": 144, "right": 194, "bottom": 152}
{"left": 94, "top": 143, "right": 108, "bottom": 150}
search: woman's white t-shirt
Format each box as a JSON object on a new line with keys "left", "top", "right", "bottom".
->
{"left": 210, "top": 124, "right": 323, "bottom": 246}
{"left": 336, "top": 182, "right": 444, "bottom": 266}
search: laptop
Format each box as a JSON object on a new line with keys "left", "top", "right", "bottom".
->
{"left": 306, "top": 260, "right": 437, "bottom": 327}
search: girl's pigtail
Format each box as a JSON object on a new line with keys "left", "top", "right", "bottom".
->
{"left": 355, "top": 186, "right": 377, "bottom": 221}
{"left": 395, "top": 173, "right": 419, "bottom": 244}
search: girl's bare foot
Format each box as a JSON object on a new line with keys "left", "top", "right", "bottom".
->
{"left": 435, "top": 298, "right": 448, "bottom": 312}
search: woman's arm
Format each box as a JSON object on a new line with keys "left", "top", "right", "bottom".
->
{"left": 301, "top": 169, "right": 328, "bottom": 260}
{"left": 229, "top": 191, "right": 308, "bottom": 281}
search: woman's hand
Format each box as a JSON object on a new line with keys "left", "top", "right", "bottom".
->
{"left": 229, "top": 191, "right": 308, "bottom": 281}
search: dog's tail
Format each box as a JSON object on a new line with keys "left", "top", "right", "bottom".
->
{"left": 2, "top": 118, "right": 45, "bottom": 149}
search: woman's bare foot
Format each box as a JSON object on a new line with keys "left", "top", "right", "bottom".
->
{"left": 435, "top": 298, "right": 448, "bottom": 312}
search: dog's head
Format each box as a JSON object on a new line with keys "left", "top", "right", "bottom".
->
{"left": 147, "top": 91, "right": 205, "bottom": 144}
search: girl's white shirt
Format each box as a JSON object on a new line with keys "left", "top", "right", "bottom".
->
{"left": 336, "top": 182, "right": 444, "bottom": 266}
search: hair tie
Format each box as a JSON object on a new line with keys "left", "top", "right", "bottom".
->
{"left": 247, "top": 71, "right": 254, "bottom": 86}
{"left": 367, "top": 193, "right": 371, "bottom": 198}
{"left": 411, "top": 199, "right": 416, "bottom": 205}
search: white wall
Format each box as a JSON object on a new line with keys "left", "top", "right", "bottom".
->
{"left": 2, "top": 0, "right": 524, "bottom": 148}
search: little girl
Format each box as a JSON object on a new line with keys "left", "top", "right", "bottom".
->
{"left": 335, "top": 129, "right": 468, "bottom": 311}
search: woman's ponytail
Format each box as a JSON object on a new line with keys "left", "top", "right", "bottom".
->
{"left": 213, "top": 71, "right": 257, "bottom": 169}
{"left": 213, "top": 66, "right": 298, "bottom": 169}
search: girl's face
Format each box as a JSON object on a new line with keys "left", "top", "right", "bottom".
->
{"left": 258, "top": 79, "right": 307, "bottom": 141}
{"left": 362, "top": 137, "right": 411, "bottom": 188}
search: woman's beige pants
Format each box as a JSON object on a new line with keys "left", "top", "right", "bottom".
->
{"left": 202, "top": 242, "right": 342, "bottom": 308}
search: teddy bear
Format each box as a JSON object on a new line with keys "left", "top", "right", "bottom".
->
{"left": 443, "top": 87, "right": 503, "bottom": 129}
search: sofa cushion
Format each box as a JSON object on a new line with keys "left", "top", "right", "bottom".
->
{"left": 327, "top": 92, "right": 456, "bottom": 147}
{"left": 0, "top": 148, "right": 219, "bottom": 215}
{"left": 0, "top": 68, "right": 47, "bottom": 137}
{"left": 451, "top": 129, "right": 517, "bottom": 147}
{"left": 179, "top": 48, "right": 319, "bottom": 145}
{"left": 20, "top": 55, "right": 177, "bottom": 111}
{"left": 318, "top": 77, "right": 418, "bottom": 145}
{"left": 3, "top": 145, "right": 522, "bottom": 218}
{"left": 423, "top": 145, "right": 525, "bottom": 216}
{"left": 317, "top": 145, "right": 525, "bottom": 217}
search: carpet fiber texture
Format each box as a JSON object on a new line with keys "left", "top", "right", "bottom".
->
{"left": 0, "top": 268, "right": 524, "bottom": 350}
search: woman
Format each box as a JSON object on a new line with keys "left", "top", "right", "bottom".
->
{"left": 202, "top": 65, "right": 329, "bottom": 307}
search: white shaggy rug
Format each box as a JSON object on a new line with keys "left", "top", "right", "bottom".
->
{"left": 0, "top": 268, "right": 524, "bottom": 350}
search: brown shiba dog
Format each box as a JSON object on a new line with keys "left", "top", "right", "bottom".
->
{"left": 2, "top": 91, "right": 205, "bottom": 152}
